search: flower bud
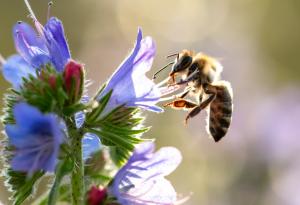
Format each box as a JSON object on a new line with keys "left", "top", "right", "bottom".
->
{"left": 39, "top": 69, "right": 57, "bottom": 89}
{"left": 63, "top": 60, "right": 84, "bottom": 103}
{"left": 87, "top": 186, "right": 107, "bottom": 205}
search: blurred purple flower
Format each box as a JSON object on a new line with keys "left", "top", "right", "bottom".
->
{"left": 74, "top": 95, "right": 101, "bottom": 160}
{"left": 2, "top": 17, "right": 71, "bottom": 88}
{"left": 255, "top": 88, "right": 300, "bottom": 205}
{"left": 5, "top": 103, "right": 63, "bottom": 174}
{"left": 82, "top": 133, "right": 101, "bottom": 161}
{"left": 256, "top": 87, "right": 300, "bottom": 162}
{"left": 109, "top": 142, "right": 182, "bottom": 205}
{"left": 97, "top": 28, "right": 176, "bottom": 114}
{"left": 2, "top": 55, "right": 36, "bottom": 89}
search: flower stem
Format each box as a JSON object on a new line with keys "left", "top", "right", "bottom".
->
{"left": 48, "top": 161, "right": 64, "bottom": 205}
{"left": 67, "top": 120, "right": 85, "bottom": 205}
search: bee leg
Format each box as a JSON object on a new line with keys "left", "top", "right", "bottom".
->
{"left": 164, "top": 99, "right": 197, "bottom": 110}
{"left": 199, "top": 92, "right": 203, "bottom": 103}
{"left": 175, "top": 70, "right": 199, "bottom": 85}
{"left": 177, "top": 88, "right": 191, "bottom": 99}
{"left": 185, "top": 85, "right": 217, "bottom": 124}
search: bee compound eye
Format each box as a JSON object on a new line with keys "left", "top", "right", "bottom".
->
{"left": 180, "top": 55, "right": 192, "bottom": 67}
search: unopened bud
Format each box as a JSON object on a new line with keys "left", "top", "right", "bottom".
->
{"left": 39, "top": 69, "right": 57, "bottom": 89}
{"left": 63, "top": 60, "right": 84, "bottom": 103}
{"left": 87, "top": 186, "right": 107, "bottom": 205}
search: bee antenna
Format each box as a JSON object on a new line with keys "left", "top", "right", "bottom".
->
{"left": 47, "top": 1, "right": 53, "bottom": 20}
{"left": 166, "top": 53, "right": 179, "bottom": 59}
{"left": 152, "top": 62, "right": 174, "bottom": 80}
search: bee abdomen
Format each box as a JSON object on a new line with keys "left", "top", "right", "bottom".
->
{"left": 208, "top": 83, "right": 233, "bottom": 142}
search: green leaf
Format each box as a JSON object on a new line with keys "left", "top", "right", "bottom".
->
{"left": 101, "top": 121, "right": 150, "bottom": 135}
{"left": 86, "top": 90, "right": 113, "bottom": 123}
{"left": 109, "top": 147, "right": 131, "bottom": 166}
{"left": 5, "top": 169, "right": 45, "bottom": 205}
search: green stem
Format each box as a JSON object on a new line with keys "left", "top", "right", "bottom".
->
{"left": 48, "top": 162, "right": 63, "bottom": 205}
{"left": 67, "top": 120, "right": 85, "bottom": 205}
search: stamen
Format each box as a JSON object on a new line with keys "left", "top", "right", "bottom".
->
{"left": 174, "top": 193, "right": 192, "bottom": 205}
{"left": 0, "top": 53, "right": 6, "bottom": 66}
{"left": 156, "top": 76, "right": 171, "bottom": 88}
{"left": 47, "top": 1, "right": 53, "bottom": 20}
{"left": 159, "top": 95, "right": 177, "bottom": 102}
{"left": 24, "top": 0, "right": 37, "bottom": 21}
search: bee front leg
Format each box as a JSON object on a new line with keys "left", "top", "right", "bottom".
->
{"left": 175, "top": 70, "right": 199, "bottom": 85}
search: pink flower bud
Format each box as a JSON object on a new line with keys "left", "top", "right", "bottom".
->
{"left": 63, "top": 60, "right": 84, "bottom": 103}
{"left": 87, "top": 186, "right": 107, "bottom": 205}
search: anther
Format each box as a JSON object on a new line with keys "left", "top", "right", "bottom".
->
{"left": 47, "top": 1, "right": 53, "bottom": 20}
{"left": 17, "top": 21, "right": 23, "bottom": 24}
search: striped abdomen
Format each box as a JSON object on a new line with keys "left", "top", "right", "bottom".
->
{"left": 208, "top": 83, "right": 233, "bottom": 142}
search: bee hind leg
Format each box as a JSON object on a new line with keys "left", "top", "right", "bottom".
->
{"left": 164, "top": 99, "right": 197, "bottom": 110}
{"left": 185, "top": 85, "right": 217, "bottom": 124}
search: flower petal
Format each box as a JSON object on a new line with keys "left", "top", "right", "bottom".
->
{"left": 124, "top": 178, "right": 177, "bottom": 205}
{"left": 5, "top": 103, "right": 63, "bottom": 174}
{"left": 13, "top": 22, "right": 50, "bottom": 68}
{"left": 82, "top": 133, "right": 101, "bottom": 160}
{"left": 2, "top": 54, "right": 36, "bottom": 89}
{"left": 44, "top": 17, "right": 71, "bottom": 71}
{"left": 111, "top": 142, "right": 181, "bottom": 205}
{"left": 98, "top": 29, "right": 162, "bottom": 113}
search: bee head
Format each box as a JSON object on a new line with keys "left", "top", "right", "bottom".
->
{"left": 169, "top": 50, "right": 193, "bottom": 78}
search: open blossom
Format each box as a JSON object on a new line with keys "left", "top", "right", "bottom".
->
{"left": 97, "top": 28, "right": 177, "bottom": 114}
{"left": 5, "top": 103, "right": 63, "bottom": 174}
{"left": 109, "top": 142, "right": 182, "bottom": 205}
{"left": 2, "top": 16, "right": 71, "bottom": 89}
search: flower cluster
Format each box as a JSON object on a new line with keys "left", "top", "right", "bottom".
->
{"left": 0, "top": 1, "right": 184, "bottom": 205}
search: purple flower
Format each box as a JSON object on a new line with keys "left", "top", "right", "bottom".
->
{"left": 2, "top": 55, "right": 36, "bottom": 89}
{"left": 74, "top": 95, "right": 101, "bottom": 160}
{"left": 82, "top": 133, "right": 101, "bottom": 161}
{"left": 97, "top": 28, "right": 175, "bottom": 114}
{"left": 109, "top": 142, "right": 182, "bottom": 205}
{"left": 5, "top": 103, "right": 63, "bottom": 174}
{"left": 2, "top": 17, "right": 71, "bottom": 88}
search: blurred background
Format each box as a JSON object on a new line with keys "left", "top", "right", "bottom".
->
{"left": 0, "top": 0, "right": 300, "bottom": 204}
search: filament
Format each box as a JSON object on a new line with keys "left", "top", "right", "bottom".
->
{"left": 0, "top": 53, "right": 6, "bottom": 66}
{"left": 24, "top": 0, "right": 37, "bottom": 21}
{"left": 156, "top": 76, "right": 170, "bottom": 88}
{"left": 159, "top": 95, "right": 177, "bottom": 102}
{"left": 47, "top": 1, "right": 53, "bottom": 20}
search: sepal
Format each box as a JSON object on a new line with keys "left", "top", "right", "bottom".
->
{"left": 86, "top": 92, "right": 150, "bottom": 166}
{"left": 4, "top": 168, "right": 44, "bottom": 205}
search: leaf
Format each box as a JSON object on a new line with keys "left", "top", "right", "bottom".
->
{"left": 86, "top": 90, "right": 113, "bottom": 123}
{"left": 5, "top": 169, "right": 45, "bottom": 205}
{"left": 109, "top": 147, "right": 131, "bottom": 166}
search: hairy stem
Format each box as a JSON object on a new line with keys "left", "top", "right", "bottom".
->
{"left": 48, "top": 161, "right": 64, "bottom": 205}
{"left": 67, "top": 120, "right": 84, "bottom": 205}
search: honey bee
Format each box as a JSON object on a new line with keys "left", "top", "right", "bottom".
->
{"left": 156, "top": 50, "right": 233, "bottom": 142}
